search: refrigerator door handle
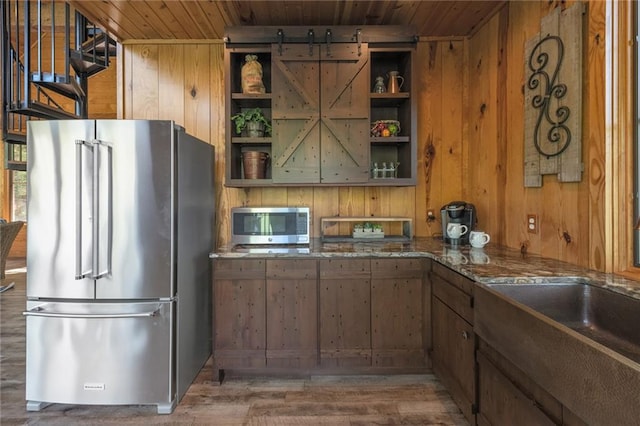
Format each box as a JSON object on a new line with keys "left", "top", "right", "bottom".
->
{"left": 90, "top": 139, "right": 111, "bottom": 280}
{"left": 75, "top": 139, "right": 92, "bottom": 280}
{"left": 23, "top": 307, "right": 161, "bottom": 319}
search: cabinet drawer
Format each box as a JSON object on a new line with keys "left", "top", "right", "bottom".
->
{"left": 432, "top": 273, "right": 473, "bottom": 325}
{"left": 431, "top": 262, "right": 474, "bottom": 295}
{"left": 320, "top": 258, "right": 370, "bottom": 279}
{"left": 371, "top": 258, "right": 425, "bottom": 279}
{"left": 213, "top": 258, "right": 265, "bottom": 280}
{"left": 267, "top": 259, "right": 317, "bottom": 279}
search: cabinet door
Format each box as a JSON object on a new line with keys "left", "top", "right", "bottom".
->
{"left": 319, "top": 43, "right": 370, "bottom": 183}
{"left": 432, "top": 296, "right": 476, "bottom": 422}
{"left": 271, "top": 43, "right": 370, "bottom": 184}
{"left": 477, "top": 350, "right": 557, "bottom": 426}
{"left": 319, "top": 259, "right": 371, "bottom": 367}
{"left": 266, "top": 259, "right": 318, "bottom": 368}
{"left": 271, "top": 44, "right": 321, "bottom": 183}
{"left": 212, "top": 259, "right": 266, "bottom": 370}
{"left": 371, "top": 258, "right": 427, "bottom": 367}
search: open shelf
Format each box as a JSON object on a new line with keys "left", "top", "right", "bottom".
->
{"left": 321, "top": 216, "right": 413, "bottom": 242}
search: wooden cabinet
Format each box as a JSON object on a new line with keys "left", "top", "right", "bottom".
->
{"left": 212, "top": 259, "right": 266, "bottom": 372}
{"left": 266, "top": 259, "right": 318, "bottom": 368}
{"left": 476, "top": 340, "right": 562, "bottom": 426}
{"left": 430, "top": 262, "right": 476, "bottom": 423}
{"left": 224, "top": 26, "right": 416, "bottom": 187}
{"left": 371, "top": 258, "right": 430, "bottom": 368}
{"left": 319, "top": 258, "right": 371, "bottom": 367}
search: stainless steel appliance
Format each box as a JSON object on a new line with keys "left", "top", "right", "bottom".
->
{"left": 24, "top": 120, "right": 215, "bottom": 414}
{"left": 441, "top": 201, "right": 477, "bottom": 245}
{"left": 231, "top": 207, "right": 310, "bottom": 245}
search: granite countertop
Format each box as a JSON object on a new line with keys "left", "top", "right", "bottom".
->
{"left": 211, "top": 237, "right": 640, "bottom": 300}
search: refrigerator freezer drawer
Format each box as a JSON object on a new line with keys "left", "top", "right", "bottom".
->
{"left": 25, "top": 301, "right": 175, "bottom": 414}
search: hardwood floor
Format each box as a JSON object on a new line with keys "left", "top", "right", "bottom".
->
{"left": 1, "top": 259, "right": 468, "bottom": 425}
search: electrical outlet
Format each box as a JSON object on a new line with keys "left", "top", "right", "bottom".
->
{"left": 427, "top": 209, "right": 436, "bottom": 222}
{"left": 527, "top": 214, "right": 538, "bottom": 234}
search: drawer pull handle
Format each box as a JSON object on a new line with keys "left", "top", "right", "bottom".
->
{"left": 462, "top": 331, "right": 470, "bottom": 340}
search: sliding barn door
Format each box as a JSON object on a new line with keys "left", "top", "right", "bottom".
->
{"left": 319, "top": 43, "right": 370, "bottom": 183}
{"left": 271, "top": 43, "right": 370, "bottom": 184}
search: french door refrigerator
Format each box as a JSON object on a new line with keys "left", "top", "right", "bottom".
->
{"left": 24, "top": 120, "right": 214, "bottom": 414}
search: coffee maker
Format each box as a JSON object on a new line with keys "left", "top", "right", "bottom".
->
{"left": 441, "top": 201, "right": 477, "bottom": 245}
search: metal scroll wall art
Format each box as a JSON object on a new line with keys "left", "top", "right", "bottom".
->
{"left": 523, "top": 2, "right": 583, "bottom": 187}
{"left": 527, "top": 35, "right": 570, "bottom": 158}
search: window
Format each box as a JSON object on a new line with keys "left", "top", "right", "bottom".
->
{"left": 10, "top": 170, "right": 26, "bottom": 221}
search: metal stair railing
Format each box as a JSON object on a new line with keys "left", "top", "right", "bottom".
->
{"left": 2, "top": 0, "right": 115, "bottom": 171}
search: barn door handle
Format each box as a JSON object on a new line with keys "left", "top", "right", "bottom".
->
{"left": 325, "top": 29, "right": 332, "bottom": 56}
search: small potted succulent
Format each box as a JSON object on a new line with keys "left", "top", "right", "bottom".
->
{"left": 231, "top": 107, "right": 272, "bottom": 137}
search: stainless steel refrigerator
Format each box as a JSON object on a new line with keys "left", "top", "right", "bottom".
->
{"left": 24, "top": 120, "right": 214, "bottom": 414}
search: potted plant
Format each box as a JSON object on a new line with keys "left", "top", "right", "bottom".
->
{"left": 230, "top": 107, "right": 272, "bottom": 137}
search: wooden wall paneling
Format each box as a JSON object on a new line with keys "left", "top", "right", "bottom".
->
{"left": 503, "top": 1, "right": 543, "bottom": 254}
{"left": 313, "top": 187, "right": 340, "bottom": 238}
{"left": 610, "top": 1, "right": 636, "bottom": 274}
{"left": 287, "top": 188, "right": 314, "bottom": 211}
{"left": 130, "top": 45, "right": 160, "bottom": 119}
{"left": 586, "top": 0, "right": 607, "bottom": 271}
{"left": 184, "top": 44, "right": 211, "bottom": 141}
{"left": 88, "top": 59, "right": 117, "bottom": 119}
{"left": 441, "top": 40, "right": 465, "bottom": 208}
{"left": 364, "top": 186, "right": 391, "bottom": 218}
{"left": 337, "top": 187, "right": 365, "bottom": 236}
{"left": 159, "top": 45, "right": 185, "bottom": 124}
{"left": 209, "top": 44, "right": 227, "bottom": 249}
{"left": 416, "top": 41, "right": 444, "bottom": 238}
{"left": 388, "top": 187, "right": 416, "bottom": 236}
{"left": 467, "top": 17, "right": 500, "bottom": 238}
{"left": 495, "top": 6, "right": 509, "bottom": 243}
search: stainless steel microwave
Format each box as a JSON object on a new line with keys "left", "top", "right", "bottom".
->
{"left": 231, "top": 207, "right": 310, "bottom": 245}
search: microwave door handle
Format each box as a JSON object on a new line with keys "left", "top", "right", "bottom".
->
{"left": 75, "top": 140, "right": 91, "bottom": 280}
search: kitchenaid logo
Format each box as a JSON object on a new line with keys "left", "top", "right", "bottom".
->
{"left": 83, "top": 383, "right": 105, "bottom": 391}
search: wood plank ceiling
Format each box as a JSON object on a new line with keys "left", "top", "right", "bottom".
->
{"left": 67, "top": 1, "right": 506, "bottom": 41}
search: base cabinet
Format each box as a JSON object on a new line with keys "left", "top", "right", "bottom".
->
{"left": 319, "top": 258, "right": 372, "bottom": 367}
{"left": 477, "top": 343, "right": 558, "bottom": 426}
{"left": 430, "top": 263, "right": 476, "bottom": 423}
{"left": 266, "top": 259, "right": 318, "bottom": 368}
{"left": 212, "top": 259, "right": 266, "bottom": 371}
{"left": 212, "top": 256, "right": 430, "bottom": 377}
{"left": 371, "top": 258, "right": 430, "bottom": 368}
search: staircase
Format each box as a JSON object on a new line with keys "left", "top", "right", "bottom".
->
{"left": 1, "top": 0, "right": 115, "bottom": 171}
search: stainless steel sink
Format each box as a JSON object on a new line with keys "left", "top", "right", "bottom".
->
{"left": 487, "top": 282, "right": 640, "bottom": 363}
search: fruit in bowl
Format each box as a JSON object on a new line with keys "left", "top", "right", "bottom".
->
{"left": 371, "top": 120, "right": 401, "bottom": 137}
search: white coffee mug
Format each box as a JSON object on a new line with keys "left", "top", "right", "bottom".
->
{"left": 447, "top": 223, "right": 469, "bottom": 239}
{"left": 469, "top": 230, "right": 491, "bottom": 248}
